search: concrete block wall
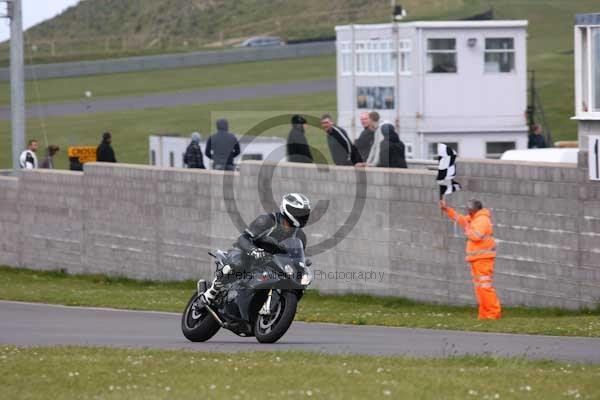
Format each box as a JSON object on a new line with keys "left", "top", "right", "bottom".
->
{"left": 0, "top": 159, "right": 598, "bottom": 309}
{"left": 17, "top": 170, "right": 85, "bottom": 273}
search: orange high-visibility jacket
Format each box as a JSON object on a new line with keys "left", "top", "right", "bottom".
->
{"left": 444, "top": 207, "right": 496, "bottom": 261}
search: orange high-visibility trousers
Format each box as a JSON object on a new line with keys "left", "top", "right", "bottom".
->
{"left": 470, "top": 258, "right": 502, "bottom": 320}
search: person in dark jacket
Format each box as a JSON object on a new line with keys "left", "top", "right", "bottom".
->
{"left": 286, "top": 114, "right": 313, "bottom": 163}
{"left": 360, "top": 112, "right": 407, "bottom": 168}
{"left": 205, "top": 119, "right": 240, "bottom": 171}
{"left": 320, "top": 114, "right": 361, "bottom": 166}
{"left": 184, "top": 132, "right": 205, "bottom": 169}
{"left": 97, "top": 132, "right": 117, "bottom": 163}
{"left": 39, "top": 145, "right": 60, "bottom": 169}
{"left": 377, "top": 123, "right": 408, "bottom": 168}
{"left": 528, "top": 124, "right": 547, "bottom": 149}
{"left": 354, "top": 111, "right": 375, "bottom": 161}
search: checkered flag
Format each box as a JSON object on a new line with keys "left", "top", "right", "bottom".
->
{"left": 436, "top": 143, "right": 462, "bottom": 199}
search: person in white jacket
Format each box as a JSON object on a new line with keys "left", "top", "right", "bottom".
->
{"left": 19, "top": 140, "right": 39, "bottom": 169}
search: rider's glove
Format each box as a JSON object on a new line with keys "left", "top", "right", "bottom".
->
{"left": 248, "top": 247, "right": 266, "bottom": 260}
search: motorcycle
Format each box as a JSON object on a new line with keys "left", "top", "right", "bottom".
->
{"left": 181, "top": 236, "right": 314, "bottom": 343}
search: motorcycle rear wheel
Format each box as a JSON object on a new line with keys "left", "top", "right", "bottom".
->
{"left": 254, "top": 290, "right": 298, "bottom": 344}
{"left": 181, "top": 292, "right": 221, "bottom": 342}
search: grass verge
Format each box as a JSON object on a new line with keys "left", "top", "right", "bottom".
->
{"left": 1, "top": 346, "right": 598, "bottom": 400}
{"left": 1, "top": 266, "right": 599, "bottom": 338}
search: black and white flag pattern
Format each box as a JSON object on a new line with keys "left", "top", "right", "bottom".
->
{"left": 436, "top": 143, "right": 462, "bottom": 199}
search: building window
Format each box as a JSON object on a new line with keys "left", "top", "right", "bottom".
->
{"left": 428, "top": 142, "right": 458, "bottom": 159}
{"left": 427, "top": 38, "right": 457, "bottom": 73}
{"left": 356, "top": 40, "right": 394, "bottom": 75}
{"left": 485, "top": 38, "right": 515, "bottom": 73}
{"left": 242, "top": 154, "right": 263, "bottom": 161}
{"left": 357, "top": 86, "right": 395, "bottom": 110}
{"left": 486, "top": 141, "right": 515, "bottom": 159}
{"left": 338, "top": 39, "right": 411, "bottom": 76}
{"left": 169, "top": 151, "right": 174, "bottom": 167}
{"left": 151, "top": 150, "right": 156, "bottom": 166}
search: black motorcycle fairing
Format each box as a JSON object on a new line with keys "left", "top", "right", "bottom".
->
{"left": 206, "top": 236, "right": 309, "bottom": 337}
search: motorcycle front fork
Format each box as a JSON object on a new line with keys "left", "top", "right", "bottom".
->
{"left": 258, "top": 289, "right": 273, "bottom": 315}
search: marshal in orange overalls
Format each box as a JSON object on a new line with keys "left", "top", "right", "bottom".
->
{"left": 443, "top": 206, "right": 502, "bottom": 320}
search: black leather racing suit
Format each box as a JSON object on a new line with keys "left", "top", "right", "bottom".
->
{"left": 236, "top": 212, "right": 307, "bottom": 259}
{"left": 205, "top": 212, "right": 307, "bottom": 301}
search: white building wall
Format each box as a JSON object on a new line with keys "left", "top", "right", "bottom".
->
{"left": 420, "top": 27, "right": 527, "bottom": 133}
{"left": 336, "top": 21, "right": 528, "bottom": 160}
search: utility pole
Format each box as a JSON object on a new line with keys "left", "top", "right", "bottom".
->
{"left": 2, "top": 0, "right": 25, "bottom": 171}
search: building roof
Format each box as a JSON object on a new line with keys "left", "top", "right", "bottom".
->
{"left": 335, "top": 20, "right": 528, "bottom": 31}
{"left": 575, "top": 13, "right": 600, "bottom": 26}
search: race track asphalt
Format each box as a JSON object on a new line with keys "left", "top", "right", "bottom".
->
{"left": 0, "top": 78, "right": 336, "bottom": 121}
{"left": 1, "top": 301, "right": 599, "bottom": 363}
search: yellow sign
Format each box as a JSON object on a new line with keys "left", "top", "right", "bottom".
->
{"left": 68, "top": 146, "right": 97, "bottom": 164}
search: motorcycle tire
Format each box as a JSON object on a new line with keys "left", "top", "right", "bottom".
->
{"left": 181, "top": 292, "right": 221, "bottom": 342}
{"left": 254, "top": 290, "right": 298, "bottom": 344}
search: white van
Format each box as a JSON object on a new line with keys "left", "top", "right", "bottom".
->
{"left": 500, "top": 148, "right": 578, "bottom": 164}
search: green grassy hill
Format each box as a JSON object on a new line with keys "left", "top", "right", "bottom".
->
{"left": 24, "top": 0, "right": 461, "bottom": 44}
{"left": 2, "top": 0, "right": 468, "bottom": 66}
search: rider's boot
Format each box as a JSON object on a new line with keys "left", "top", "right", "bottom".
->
{"left": 200, "top": 265, "right": 233, "bottom": 306}
{"left": 200, "top": 278, "right": 220, "bottom": 305}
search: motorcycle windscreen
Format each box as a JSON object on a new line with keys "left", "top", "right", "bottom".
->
{"left": 279, "top": 237, "right": 305, "bottom": 261}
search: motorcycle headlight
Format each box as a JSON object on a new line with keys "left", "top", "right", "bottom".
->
{"left": 284, "top": 264, "right": 294, "bottom": 277}
{"left": 301, "top": 266, "right": 314, "bottom": 286}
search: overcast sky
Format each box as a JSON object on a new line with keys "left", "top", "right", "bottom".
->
{"left": 0, "top": 0, "right": 80, "bottom": 42}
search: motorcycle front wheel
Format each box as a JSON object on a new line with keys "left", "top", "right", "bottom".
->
{"left": 181, "top": 292, "right": 221, "bottom": 342}
{"left": 254, "top": 290, "right": 298, "bottom": 344}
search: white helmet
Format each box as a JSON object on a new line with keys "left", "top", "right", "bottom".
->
{"left": 280, "top": 193, "right": 311, "bottom": 228}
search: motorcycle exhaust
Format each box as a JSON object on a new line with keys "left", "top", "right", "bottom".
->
{"left": 204, "top": 304, "right": 225, "bottom": 327}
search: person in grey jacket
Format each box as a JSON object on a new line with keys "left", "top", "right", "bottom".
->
{"left": 204, "top": 119, "right": 240, "bottom": 170}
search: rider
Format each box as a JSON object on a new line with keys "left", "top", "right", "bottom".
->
{"left": 201, "top": 193, "right": 311, "bottom": 305}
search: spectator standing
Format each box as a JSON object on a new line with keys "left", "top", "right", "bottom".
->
{"left": 97, "top": 132, "right": 117, "bottom": 163}
{"left": 286, "top": 115, "right": 313, "bottom": 163}
{"left": 19, "top": 139, "right": 39, "bottom": 169}
{"left": 205, "top": 119, "right": 240, "bottom": 171}
{"left": 39, "top": 145, "right": 60, "bottom": 169}
{"left": 362, "top": 112, "right": 407, "bottom": 168}
{"left": 320, "top": 114, "right": 361, "bottom": 166}
{"left": 354, "top": 111, "right": 375, "bottom": 161}
{"left": 528, "top": 124, "right": 547, "bottom": 149}
{"left": 184, "top": 132, "right": 205, "bottom": 169}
